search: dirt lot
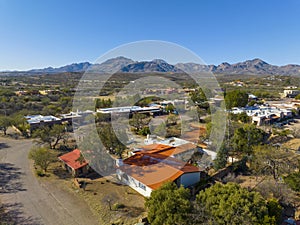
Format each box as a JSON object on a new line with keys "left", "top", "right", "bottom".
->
{"left": 0, "top": 136, "right": 98, "bottom": 225}
{"left": 46, "top": 155, "right": 146, "bottom": 225}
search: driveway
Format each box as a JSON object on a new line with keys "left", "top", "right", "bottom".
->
{"left": 0, "top": 136, "right": 98, "bottom": 225}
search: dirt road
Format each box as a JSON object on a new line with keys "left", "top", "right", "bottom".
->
{"left": 0, "top": 137, "right": 98, "bottom": 225}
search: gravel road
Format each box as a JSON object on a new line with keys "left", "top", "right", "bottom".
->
{"left": 0, "top": 137, "right": 98, "bottom": 225}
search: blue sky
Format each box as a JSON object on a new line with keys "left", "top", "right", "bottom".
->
{"left": 0, "top": 0, "right": 300, "bottom": 70}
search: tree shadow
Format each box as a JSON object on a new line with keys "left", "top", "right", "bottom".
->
{"left": 0, "top": 142, "right": 10, "bottom": 150}
{"left": 123, "top": 206, "right": 145, "bottom": 218}
{"left": 84, "top": 171, "right": 103, "bottom": 180}
{"left": 0, "top": 202, "right": 42, "bottom": 225}
{"left": 52, "top": 167, "right": 72, "bottom": 179}
{"left": 0, "top": 163, "right": 26, "bottom": 193}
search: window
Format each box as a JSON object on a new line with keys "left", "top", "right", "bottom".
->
{"left": 139, "top": 182, "right": 146, "bottom": 191}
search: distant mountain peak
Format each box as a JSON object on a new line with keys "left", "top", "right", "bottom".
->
{"left": 151, "top": 59, "right": 168, "bottom": 64}
{"left": 243, "top": 58, "right": 269, "bottom": 66}
{"left": 175, "top": 58, "right": 300, "bottom": 75}
{"left": 2, "top": 57, "right": 300, "bottom": 76}
{"left": 29, "top": 62, "right": 92, "bottom": 73}
{"left": 119, "top": 59, "right": 183, "bottom": 73}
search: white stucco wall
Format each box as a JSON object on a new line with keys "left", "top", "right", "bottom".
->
{"left": 116, "top": 169, "right": 153, "bottom": 197}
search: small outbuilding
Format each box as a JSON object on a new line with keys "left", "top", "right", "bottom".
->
{"left": 58, "top": 149, "right": 89, "bottom": 177}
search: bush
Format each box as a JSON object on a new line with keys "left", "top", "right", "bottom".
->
{"left": 112, "top": 203, "right": 125, "bottom": 210}
{"left": 36, "top": 169, "right": 45, "bottom": 177}
{"left": 284, "top": 172, "right": 300, "bottom": 192}
{"left": 138, "top": 126, "right": 150, "bottom": 136}
{"left": 28, "top": 147, "right": 55, "bottom": 172}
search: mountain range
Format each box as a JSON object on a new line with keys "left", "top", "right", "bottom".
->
{"left": 2, "top": 57, "right": 300, "bottom": 76}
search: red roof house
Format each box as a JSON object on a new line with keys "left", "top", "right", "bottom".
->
{"left": 58, "top": 149, "right": 89, "bottom": 177}
{"left": 117, "top": 148, "right": 203, "bottom": 197}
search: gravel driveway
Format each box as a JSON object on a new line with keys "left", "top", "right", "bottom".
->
{"left": 0, "top": 137, "right": 98, "bottom": 225}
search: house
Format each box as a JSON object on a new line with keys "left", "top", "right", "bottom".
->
{"left": 143, "top": 136, "right": 216, "bottom": 162}
{"left": 96, "top": 105, "right": 162, "bottom": 117}
{"left": 60, "top": 111, "right": 83, "bottom": 127}
{"left": 248, "top": 94, "right": 258, "bottom": 101}
{"left": 117, "top": 141, "right": 204, "bottom": 197}
{"left": 282, "top": 89, "right": 300, "bottom": 98}
{"left": 231, "top": 105, "right": 293, "bottom": 126}
{"left": 25, "top": 114, "right": 62, "bottom": 131}
{"left": 58, "top": 149, "right": 89, "bottom": 177}
{"left": 135, "top": 142, "right": 200, "bottom": 163}
{"left": 39, "top": 89, "right": 61, "bottom": 95}
{"left": 117, "top": 152, "right": 202, "bottom": 197}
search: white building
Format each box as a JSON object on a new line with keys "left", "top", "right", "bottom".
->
{"left": 282, "top": 89, "right": 300, "bottom": 98}
{"left": 231, "top": 105, "right": 293, "bottom": 126}
{"left": 25, "top": 115, "right": 62, "bottom": 130}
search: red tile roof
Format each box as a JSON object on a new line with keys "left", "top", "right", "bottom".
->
{"left": 119, "top": 152, "right": 201, "bottom": 190}
{"left": 58, "top": 149, "right": 88, "bottom": 170}
{"left": 138, "top": 143, "right": 197, "bottom": 157}
{"left": 140, "top": 144, "right": 173, "bottom": 153}
{"left": 159, "top": 143, "right": 197, "bottom": 157}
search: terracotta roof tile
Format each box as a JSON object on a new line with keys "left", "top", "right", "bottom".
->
{"left": 58, "top": 149, "right": 88, "bottom": 170}
{"left": 119, "top": 153, "right": 201, "bottom": 190}
{"left": 140, "top": 144, "right": 173, "bottom": 153}
{"left": 159, "top": 143, "right": 197, "bottom": 157}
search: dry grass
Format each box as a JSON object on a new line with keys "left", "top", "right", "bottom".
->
{"left": 283, "top": 138, "right": 300, "bottom": 151}
{"left": 67, "top": 176, "right": 146, "bottom": 225}
{"left": 40, "top": 151, "right": 146, "bottom": 225}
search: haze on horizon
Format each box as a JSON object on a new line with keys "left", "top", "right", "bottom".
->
{"left": 0, "top": 0, "right": 299, "bottom": 71}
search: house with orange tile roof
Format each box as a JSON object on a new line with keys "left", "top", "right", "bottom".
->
{"left": 58, "top": 149, "right": 89, "bottom": 177}
{"left": 135, "top": 142, "right": 200, "bottom": 163}
{"left": 116, "top": 145, "right": 203, "bottom": 197}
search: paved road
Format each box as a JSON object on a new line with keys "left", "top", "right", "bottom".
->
{"left": 0, "top": 137, "right": 98, "bottom": 225}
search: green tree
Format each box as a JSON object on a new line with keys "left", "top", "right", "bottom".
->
{"left": 237, "top": 112, "right": 251, "bottom": 123}
{"left": 190, "top": 88, "right": 211, "bottom": 110}
{"left": 196, "top": 182, "right": 273, "bottom": 225}
{"left": 284, "top": 172, "right": 300, "bottom": 192}
{"left": 205, "top": 121, "right": 212, "bottom": 139}
{"left": 33, "top": 124, "right": 66, "bottom": 149}
{"left": 138, "top": 126, "right": 150, "bottom": 136}
{"left": 165, "top": 103, "right": 175, "bottom": 113}
{"left": 252, "top": 145, "right": 299, "bottom": 180}
{"left": 58, "top": 96, "right": 72, "bottom": 112}
{"left": 28, "top": 147, "right": 55, "bottom": 172}
{"left": 231, "top": 124, "right": 265, "bottom": 158}
{"left": 145, "top": 182, "right": 192, "bottom": 225}
{"left": 225, "top": 90, "right": 248, "bottom": 109}
{"left": 95, "top": 98, "right": 113, "bottom": 109}
{"left": 12, "top": 114, "right": 30, "bottom": 137}
{"left": 130, "top": 113, "right": 150, "bottom": 133}
{"left": 95, "top": 112, "right": 111, "bottom": 123}
{"left": 97, "top": 123, "right": 127, "bottom": 157}
{"left": 42, "top": 104, "right": 62, "bottom": 115}
{"left": 190, "top": 88, "right": 210, "bottom": 104}
{"left": 266, "top": 198, "right": 282, "bottom": 224}
{"left": 166, "top": 114, "right": 178, "bottom": 126}
{"left": 213, "top": 144, "right": 229, "bottom": 170}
